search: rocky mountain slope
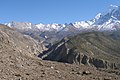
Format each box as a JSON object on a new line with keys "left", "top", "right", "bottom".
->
{"left": 0, "top": 24, "right": 120, "bottom": 80}
{"left": 0, "top": 24, "right": 45, "bottom": 56}
{"left": 40, "top": 31, "right": 120, "bottom": 69}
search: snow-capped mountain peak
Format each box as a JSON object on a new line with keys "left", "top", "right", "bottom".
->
{"left": 36, "top": 23, "right": 45, "bottom": 29}
{"left": 5, "top": 5, "right": 120, "bottom": 31}
{"left": 110, "top": 4, "right": 118, "bottom": 7}
{"left": 109, "top": 4, "right": 118, "bottom": 9}
{"left": 73, "top": 21, "right": 90, "bottom": 29}
{"left": 95, "top": 13, "right": 102, "bottom": 20}
{"left": 36, "top": 23, "right": 66, "bottom": 31}
{"left": 5, "top": 21, "right": 34, "bottom": 30}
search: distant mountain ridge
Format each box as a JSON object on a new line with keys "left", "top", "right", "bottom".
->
{"left": 4, "top": 5, "right": 120, "bottom": 46}
{"left": 5, "top": 5, "right": 120, "bottom": 31}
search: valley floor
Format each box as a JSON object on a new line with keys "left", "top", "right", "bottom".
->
{"left": 0, "top": 56, "right": 120, "bottom": 80}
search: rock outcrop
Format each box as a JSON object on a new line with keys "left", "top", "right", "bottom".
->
{"left": 40, "top": 31, "right": 120, "bottom": 69}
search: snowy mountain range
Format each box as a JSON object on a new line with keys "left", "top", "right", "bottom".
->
{"left": 3, "top": 5, "right": 120, "bottom": 47}
{"left": 5, "top": 5, "right": 120, "bottom": 31}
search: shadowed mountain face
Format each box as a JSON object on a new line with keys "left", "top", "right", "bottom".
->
{"left": 40, "top": 31, "right": 120, "bottom": 69}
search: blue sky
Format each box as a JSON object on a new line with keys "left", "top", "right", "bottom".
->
{"left": 0, "top": 0, "right": 120, "bottom": 24}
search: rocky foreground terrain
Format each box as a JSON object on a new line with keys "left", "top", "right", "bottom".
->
{"left": 0, "top": 24, "right": 120, "bottom": 80}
